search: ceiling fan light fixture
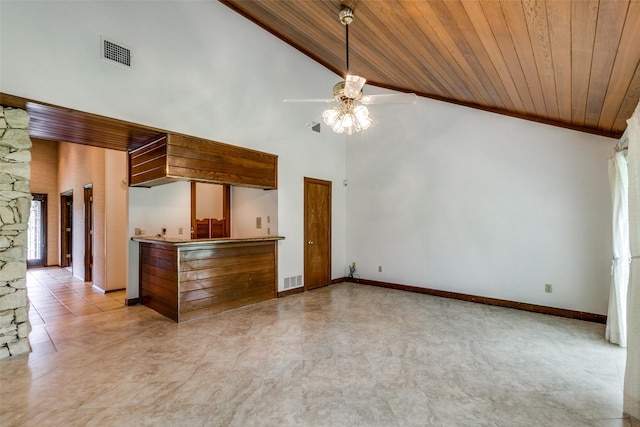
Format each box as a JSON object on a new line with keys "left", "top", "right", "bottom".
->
{"left": 283, "top": 4, "right": 415, "bottom": 135}
{"left": 322, "top": 101, "right": 371, "bottom": 135}
{"left": 344, "top": 74, "right": 366, "bottom": 99}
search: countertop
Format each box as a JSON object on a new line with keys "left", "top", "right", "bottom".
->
{"left": 131, "top": 235, "right": 285, "bottom": 246}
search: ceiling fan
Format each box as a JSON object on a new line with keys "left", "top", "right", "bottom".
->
{"left": 284, "top": 5, "right": 418, "bottom": 135}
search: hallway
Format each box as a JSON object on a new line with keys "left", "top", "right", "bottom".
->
{"left": 26, "top": 267, "right": 126, "bottom": 355}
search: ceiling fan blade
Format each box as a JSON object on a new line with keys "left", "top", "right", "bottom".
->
{"left": 283, "top": 98, "right": 337, "bottom": 103}
{"left": 344, "top": 74, "right": 366, "bottom": 98}
{"left": 360, "top": 93, "right": 418, "bottom": 105}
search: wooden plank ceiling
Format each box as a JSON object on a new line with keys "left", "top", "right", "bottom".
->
{"left": 0, "top": 93, "right": 165, "bottom": 152}
{"left": 222, "top": 0, "right": 640, "bottom": 138}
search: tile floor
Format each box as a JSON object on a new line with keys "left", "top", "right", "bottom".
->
{"left": 25, "top": 267, "right": 127, "bottom": 355}
{"left": 0, "top": 279, "right": 637, "bottom": 426}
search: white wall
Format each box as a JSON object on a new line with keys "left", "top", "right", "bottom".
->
{"left": 2, "top": 1, "right": 347, "bottom": 295}
{"left": 346, "top": 94, "right": 616, "bottom": 315}
{"left": 128, "top": 181, "right": 191, "bottom": 299}
{"left": 231, "top": 187, "right": 278, "bottom": 238}
{"left": 57, "top": 142, "right": 107, "bottom": 287}
{"left": 2, "top": 1, "right": 615, "bottom": 314}
{"left": 104, "top": 150, "right": 128, "bottom": 291}
{"left": 129, "top": 182, "right": 192, "bottom": 240}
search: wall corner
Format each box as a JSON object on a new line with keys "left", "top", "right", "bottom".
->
{"left": 0, "top": 105, "right": 32, "bottom": 358}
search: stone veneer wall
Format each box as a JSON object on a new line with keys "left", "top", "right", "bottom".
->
{"left": 0, "top": 106, "right": 31, "bottom": 359}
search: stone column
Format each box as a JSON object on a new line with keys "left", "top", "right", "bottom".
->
{"left": 0, "top": 106, "right": 32, "bottom": 359}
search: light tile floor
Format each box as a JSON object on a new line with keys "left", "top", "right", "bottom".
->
{"left": 1, "top": 280, "right": 637, "bottom": 426}
{"left": 25, "top": 267, "right": 127, "bottom": 355}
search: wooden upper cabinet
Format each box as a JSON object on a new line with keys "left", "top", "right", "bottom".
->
{"left": 129, "top": 135, "right": 173, "bottom": 187}
{"left": 129, "top": 133, "right": 278, "bottom": 189}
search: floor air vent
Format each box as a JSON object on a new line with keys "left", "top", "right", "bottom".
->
{"left": 102, "top": 38, "right": 131, "bottom": 67}
{"left": 283, "top": 275, "right": 302, "bottom": 290}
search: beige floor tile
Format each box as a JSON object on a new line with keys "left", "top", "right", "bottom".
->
{"left": 83, "top": 294, "right": 111, "bottom": 303}
{"left": 4, "top": 271, "right": 631, "bottom": 426}
{"left": 36, "top": 307, "right": 72, "bottom": 317}
{"left": 95, "top": 301, "right": 125, "bottom": 311}
{"left": 41, "top": 312, "right": 76, "bottom": 324}
{"left": 29, "top": 301, "right": 63, "bottom": 310}
{"left": 70, "top": 307, "right": 103, "bottom": 317}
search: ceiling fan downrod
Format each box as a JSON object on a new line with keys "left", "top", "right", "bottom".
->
{"left": 339, "top": 5, "right": 354, "bottom": 73}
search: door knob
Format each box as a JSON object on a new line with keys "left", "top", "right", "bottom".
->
{"left": 308, "top": 240, "right": 314, "bottom": 245}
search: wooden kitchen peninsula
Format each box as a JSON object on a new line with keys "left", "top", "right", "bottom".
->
{"left": 132, "top": 236, "right": 284, "bottom": 322}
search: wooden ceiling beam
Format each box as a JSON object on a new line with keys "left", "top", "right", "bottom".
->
{"left": 0, "top": 93, "right": 166, "bottom": 152}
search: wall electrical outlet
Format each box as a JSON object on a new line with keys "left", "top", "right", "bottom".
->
{"left": 545, "top": 284, "right": 553, "bottom": 293}
{"left": 178, "top": 227, "right": 183, "bottom": 235}
{"left": 256, "top": 217, "right": 262, "bottom": 229}
{"left": 378, "top": 266, "right": 382, "bottom": 273}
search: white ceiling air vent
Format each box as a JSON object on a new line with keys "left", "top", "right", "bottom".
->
{"left": 101, "top": 37, "right": 131, "bottom": 67}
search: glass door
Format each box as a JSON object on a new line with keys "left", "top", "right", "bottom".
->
{"left": 27, "top": 193, "right": 47, "bottom": 267}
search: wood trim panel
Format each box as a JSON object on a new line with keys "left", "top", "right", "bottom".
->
{"left": 60, "top": 192, "right": 73, "bottom": 268}
{"left": 128, "top": 132, "right": 278, "bottom": 189}
{"left": 129, "top": 135, "right": 169, "bottom": 187}
{"left": 351, "top": 278, "right": 606, "bottom": 324}
{"left": 277, "top": 287, "right": 304, "bottom": 298}
{"left": 83, "top": 185, "right": 93, "bottom": 283}
{"left": 166, "top": 134, "right": 277, "bottom": 189}
{"left": 1, "top": 92, "right": 166, "bottom": 151}
{"left": 139, "top": 242, "right": 179, "bottom": 322}
{"left": 223, "top": 185, "right": 231, "bottom": 237}
{"left": 178, "top": 241, "right": 277, "bottom": 321}
{"left": 139, "top": 240, "right": 279, "bottom": 322}
{"left": 191, "top": 182, "right": 196, "bottom": 238}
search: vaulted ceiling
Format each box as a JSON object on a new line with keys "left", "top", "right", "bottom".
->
{"left": 222, "top": 0, "right": 640, "bottom": 138}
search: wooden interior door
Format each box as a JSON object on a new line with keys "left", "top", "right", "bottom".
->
{"left": 304, "top": 177, "right": 331, "bottom": 290}
{"left": 84, "top": 185, "right": 93, "bottom": 282}
{"left": 60, "top": 192, "right": 73, "bottom": 268}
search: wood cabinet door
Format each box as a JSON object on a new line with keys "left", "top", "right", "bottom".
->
{"left": 304, "top": 177, "right": 331, "bottom": 290}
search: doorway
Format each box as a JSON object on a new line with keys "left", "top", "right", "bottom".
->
{"left": 60, "top": 191, "right": 73, "bottom": 269}
{"left": 304, "top": 177, "right": 332, "bottom": 290}
{"left": 27, "top": 193, "right": 47, "bottom": 267}
{"left": 84, "top": 185, "right": 93, "bottom": 282}
{"left": 190, "top": 182, "right": 231, "bottom": 238}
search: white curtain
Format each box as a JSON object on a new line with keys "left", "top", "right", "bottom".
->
{"left": 607, "top": 151, "right": 629, "bottom": 347}
{"left": 624, "top": 99, "right": 640, "bottom": 420}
